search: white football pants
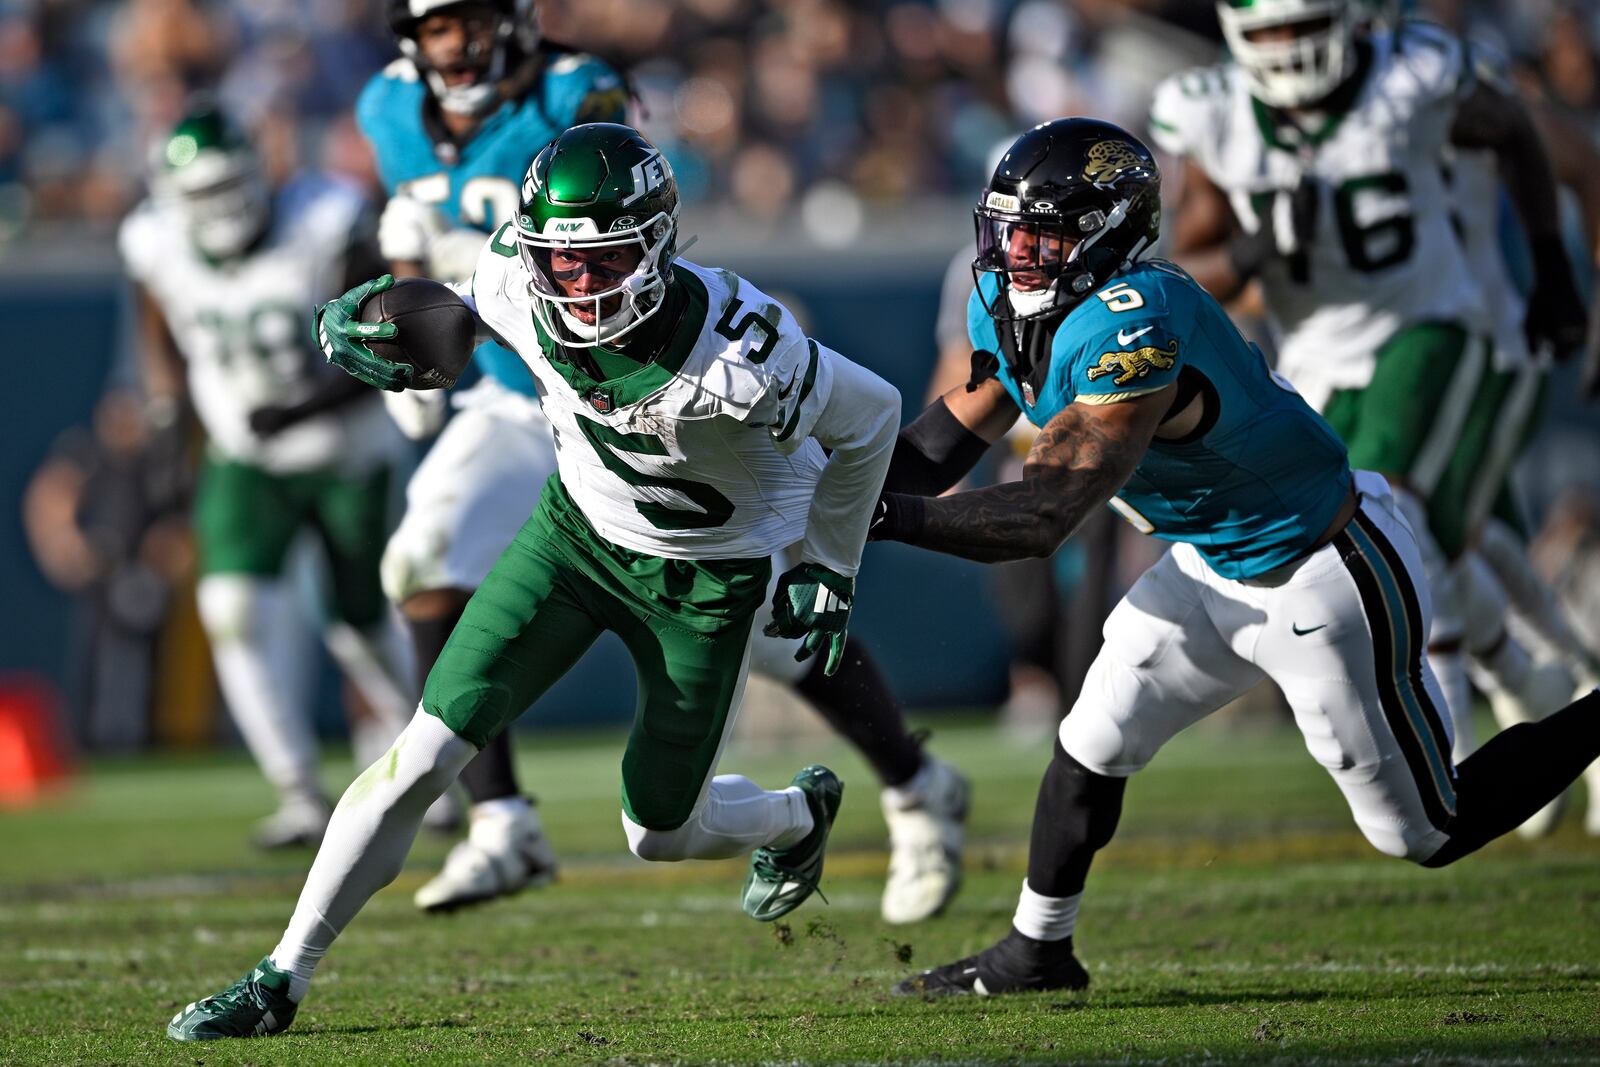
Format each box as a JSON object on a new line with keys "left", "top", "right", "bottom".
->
{"left": 1060, "top": 472, "right": 1456, "bottom": 863}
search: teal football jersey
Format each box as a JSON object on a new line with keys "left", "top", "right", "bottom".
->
{"left": 357, "top": 49, "right": 626, "bottom": 395}
{"left": 968, "top": 260, "right": 1351, "bottom": 579}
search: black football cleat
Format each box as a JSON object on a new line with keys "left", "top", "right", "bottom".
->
{"left": 892, "top": 928, "right": 1089, "bottom": 997}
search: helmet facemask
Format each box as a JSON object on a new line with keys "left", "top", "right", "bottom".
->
{"left": 1217, "top": 0, "right": 1357, "bottom": 109}
{"left": 974, "top": 187, "right": 1155, "bottom": 324}
{"left": 515, "top": 211, "right": 676, "bottom": 346}
{"left": 396, "top": 0, "right": 516, "bottom": 117}
{"left": 161, "top": 146, "right": 270, "bottom": 261}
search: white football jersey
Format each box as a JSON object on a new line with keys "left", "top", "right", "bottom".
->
{"left": 1447, "top": 147, "right": 1530, "bottom": 371}
{"left": 1151, "top": 22, "right": 1489, "bottom": 406}
{"left": 469, "top": 237, "right": 832, "bottom": 561}
{"left": 119, "top": 174, "right": 396, "bottom": 473}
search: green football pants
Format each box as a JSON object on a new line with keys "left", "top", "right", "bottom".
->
{"left": 1322, "top": 324, "right": 1543, "bottom": 560}
{"left": 194, "top": 455, "right": 391, "bottom": 628}
{"left": 422, "top": 477, "right": 770, "bottom": 831}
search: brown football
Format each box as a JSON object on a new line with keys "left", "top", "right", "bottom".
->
{"left": 357, "top": 277, "right": 476, "bottom": 390}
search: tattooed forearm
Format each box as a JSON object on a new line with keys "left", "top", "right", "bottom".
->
{"left": 888, "top": 399, "right": 1155, "bottom": 563}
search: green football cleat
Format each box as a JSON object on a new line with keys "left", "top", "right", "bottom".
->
{"left": 742, "top": 765, "right": 843, "bottom": 922}
{"left": 167, "top": 957, "right": 298, "bottom": 1041}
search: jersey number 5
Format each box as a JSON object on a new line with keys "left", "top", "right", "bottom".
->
{"left": 1096, "top": 283, "right": 1145, "bottom": 312}
{"left": 714, "top": 297, "right": 778, "bottom": 363}
{"left": 577, "top": 417, "right": 734, "bottom": 530}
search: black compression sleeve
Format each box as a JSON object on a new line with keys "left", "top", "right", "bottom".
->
{"left": 881, "top": 398, "right": 993, "bottom": 496}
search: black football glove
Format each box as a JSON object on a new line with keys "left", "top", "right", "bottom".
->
{"left": 247, "top": 405, "right": 297, "bottom": 438}
{"left": 1524, "top": 236, "right": 1589, "bottom": 363}
{"left": 1227, "top": 178, "right": 1317, "bottom": 284}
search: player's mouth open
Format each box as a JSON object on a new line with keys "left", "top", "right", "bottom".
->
{"left": 440, "top": 65, "right": 483, "bottom": 87}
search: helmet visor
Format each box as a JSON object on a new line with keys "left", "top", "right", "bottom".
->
{"left": 975, "top": 214, "right": 1077, "bottom": 286}
{"left": 514, "top": 211, "right": 674, "bottom": 343}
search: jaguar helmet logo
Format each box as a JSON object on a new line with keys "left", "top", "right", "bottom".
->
{"left": 1082, "top": 140, "right": 1144, "bottom": 184}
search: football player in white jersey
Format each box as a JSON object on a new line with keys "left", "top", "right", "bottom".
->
{"left": 120, "top": 106, "right": 414, "bottom": 849}
{"left": 1434, "top": 40, "right": 1600, "bottom": 834}
{"left": 168, "top": 123, "right": 902, "bottom": 1041}
{"left": 1149, "top": 0, "right": 1590, "bottom": 791}
{"left": 365, "top": 2, "right": 969, "bottom": 922}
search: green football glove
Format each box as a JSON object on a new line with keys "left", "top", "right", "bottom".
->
{"left": 315, "top": 273, "right": 411, "bottom": 392}
{"left": 763, "top": 562, "right": 854, "bottom": 677}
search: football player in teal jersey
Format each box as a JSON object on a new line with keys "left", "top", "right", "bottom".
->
{"left": 873, "top": 119, "right": 1600, "bottom": 996}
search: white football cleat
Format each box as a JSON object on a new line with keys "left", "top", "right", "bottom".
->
{"left": 880, "top": 757, "right": 970, "bottom": 925}
{"left": 252, "top": 794, "right": 332, "bottom": 850}
{"left": 414, "top": 801, "right": 558, "bottom": 912}
{"left": 1487, "top": 662, "right": 1576, "bottom": 839}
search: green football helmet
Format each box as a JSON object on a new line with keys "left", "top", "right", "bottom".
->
{"left": 1216, "top": 0, "right": 1359, "bottom": 108}
{"left": 155, "top": 106, "right": 270, "bottom": 261}
{"left": 511, "top": 123, "right": 678, "bottom": 346}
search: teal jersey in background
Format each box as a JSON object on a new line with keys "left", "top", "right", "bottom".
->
{"left": 356, "top": 50, "right": 627, "bottom": 395}
{"left": 968, "top": 260, "right": 1352, "bottom": 579}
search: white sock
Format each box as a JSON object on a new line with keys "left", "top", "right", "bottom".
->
{"left": 1481, "top": 518, "right": 1600, "bottom": 680}
{"left": 622, "top": 776, "right": 812, "bottom": 861}
{"left": 1012, "top": 878, "right": 1081, "bottom": 942}
{"left": 472, "top": 795, "right": 532, "bottom": 823}
{"left": 269, "top": 709, "right": 475, "bottom": 1001}
{"left": 882, "top": 757, "right": 935, "bottom": 809}
{"left": 198, "top": 575, "right": 319, "bottom": 800}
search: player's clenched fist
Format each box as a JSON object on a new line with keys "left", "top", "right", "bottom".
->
{"left": 764, "top": 562, "right": 854, "bottom": 676}
{"left": 316, "top": 274, "right": 410, "bottom": 392}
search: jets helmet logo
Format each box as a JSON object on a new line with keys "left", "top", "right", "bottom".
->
{"left": 1082, "top": 140, "right": 1143, "bottom": 184}
{"left": 521, "top": 165, "right": 542, "bottom": 204}
{"left": 620, "top": 151, "right": 672, "bottom": 207}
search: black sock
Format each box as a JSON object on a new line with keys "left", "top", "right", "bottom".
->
{"left": 1424, "top": 689, "right": 1600, "bottom": 867}
{"left": 459, "top": 729, "right": 522, "bottom": 805}
{"left": 407, "top": 610, "right": 464, "bottom": 695}
{"left": 796, "top": 637, "right": 922, "bottom": 787}
{"left": 1026, "top": 741, "right": 1127, "bottom": 896}
{"left": 408, "top": 607, "right": 523, "bottom": 806}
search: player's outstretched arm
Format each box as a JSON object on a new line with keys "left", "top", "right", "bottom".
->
{"left": 873, "top": 386, "right": 1172, "bottom": 563}
{"left": 882, "top": 377, "right": 1018, "bottom": 497}
{"left": 1452, "top": 79, "right": 1588, "bottom": 358}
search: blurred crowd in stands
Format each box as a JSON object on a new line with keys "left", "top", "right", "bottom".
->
{"left": 2, "top": 0, "right": 1593, "bottom": 242}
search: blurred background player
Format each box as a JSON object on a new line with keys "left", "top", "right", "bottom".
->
{"left": 1426, "top": 21, "right": 1600, "bottom": 833}
{"left": 1150, "top": 0, "right": 1590, "bottom": 826}
{"left": 365, "top": 0, "right": 972, "bottom": 924}
{"left": 119, "top": 104, "right": 414, "bottom": 848}
{"left": 21, "top": 388, "right": 192, "bottom": 752}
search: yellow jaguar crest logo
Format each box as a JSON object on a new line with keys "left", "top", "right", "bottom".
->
{"left": 1086, "top": 341, "right": 1178, "bottom": 387}
{"left": 1083, "top": 140, "right": 1143, "bottom": 184}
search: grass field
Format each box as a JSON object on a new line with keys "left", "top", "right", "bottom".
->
{"left": 2, "top": 713, "right": 1598, "bottom": 1065}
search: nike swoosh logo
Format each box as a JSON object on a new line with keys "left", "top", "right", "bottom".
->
{"left": 1292, "top": 623, "right": 1327, "bottom": 636}
{"left": 1117, "top": 326, "right": 1155, "bottom": 346}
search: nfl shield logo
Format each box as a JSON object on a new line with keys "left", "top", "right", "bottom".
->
{"left": 588, "top": 389, "right": 614, "bottom": 414}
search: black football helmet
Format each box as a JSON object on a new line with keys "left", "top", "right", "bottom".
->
{"left": 973, "top": 118, "right": 1161, "bottom": 325}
